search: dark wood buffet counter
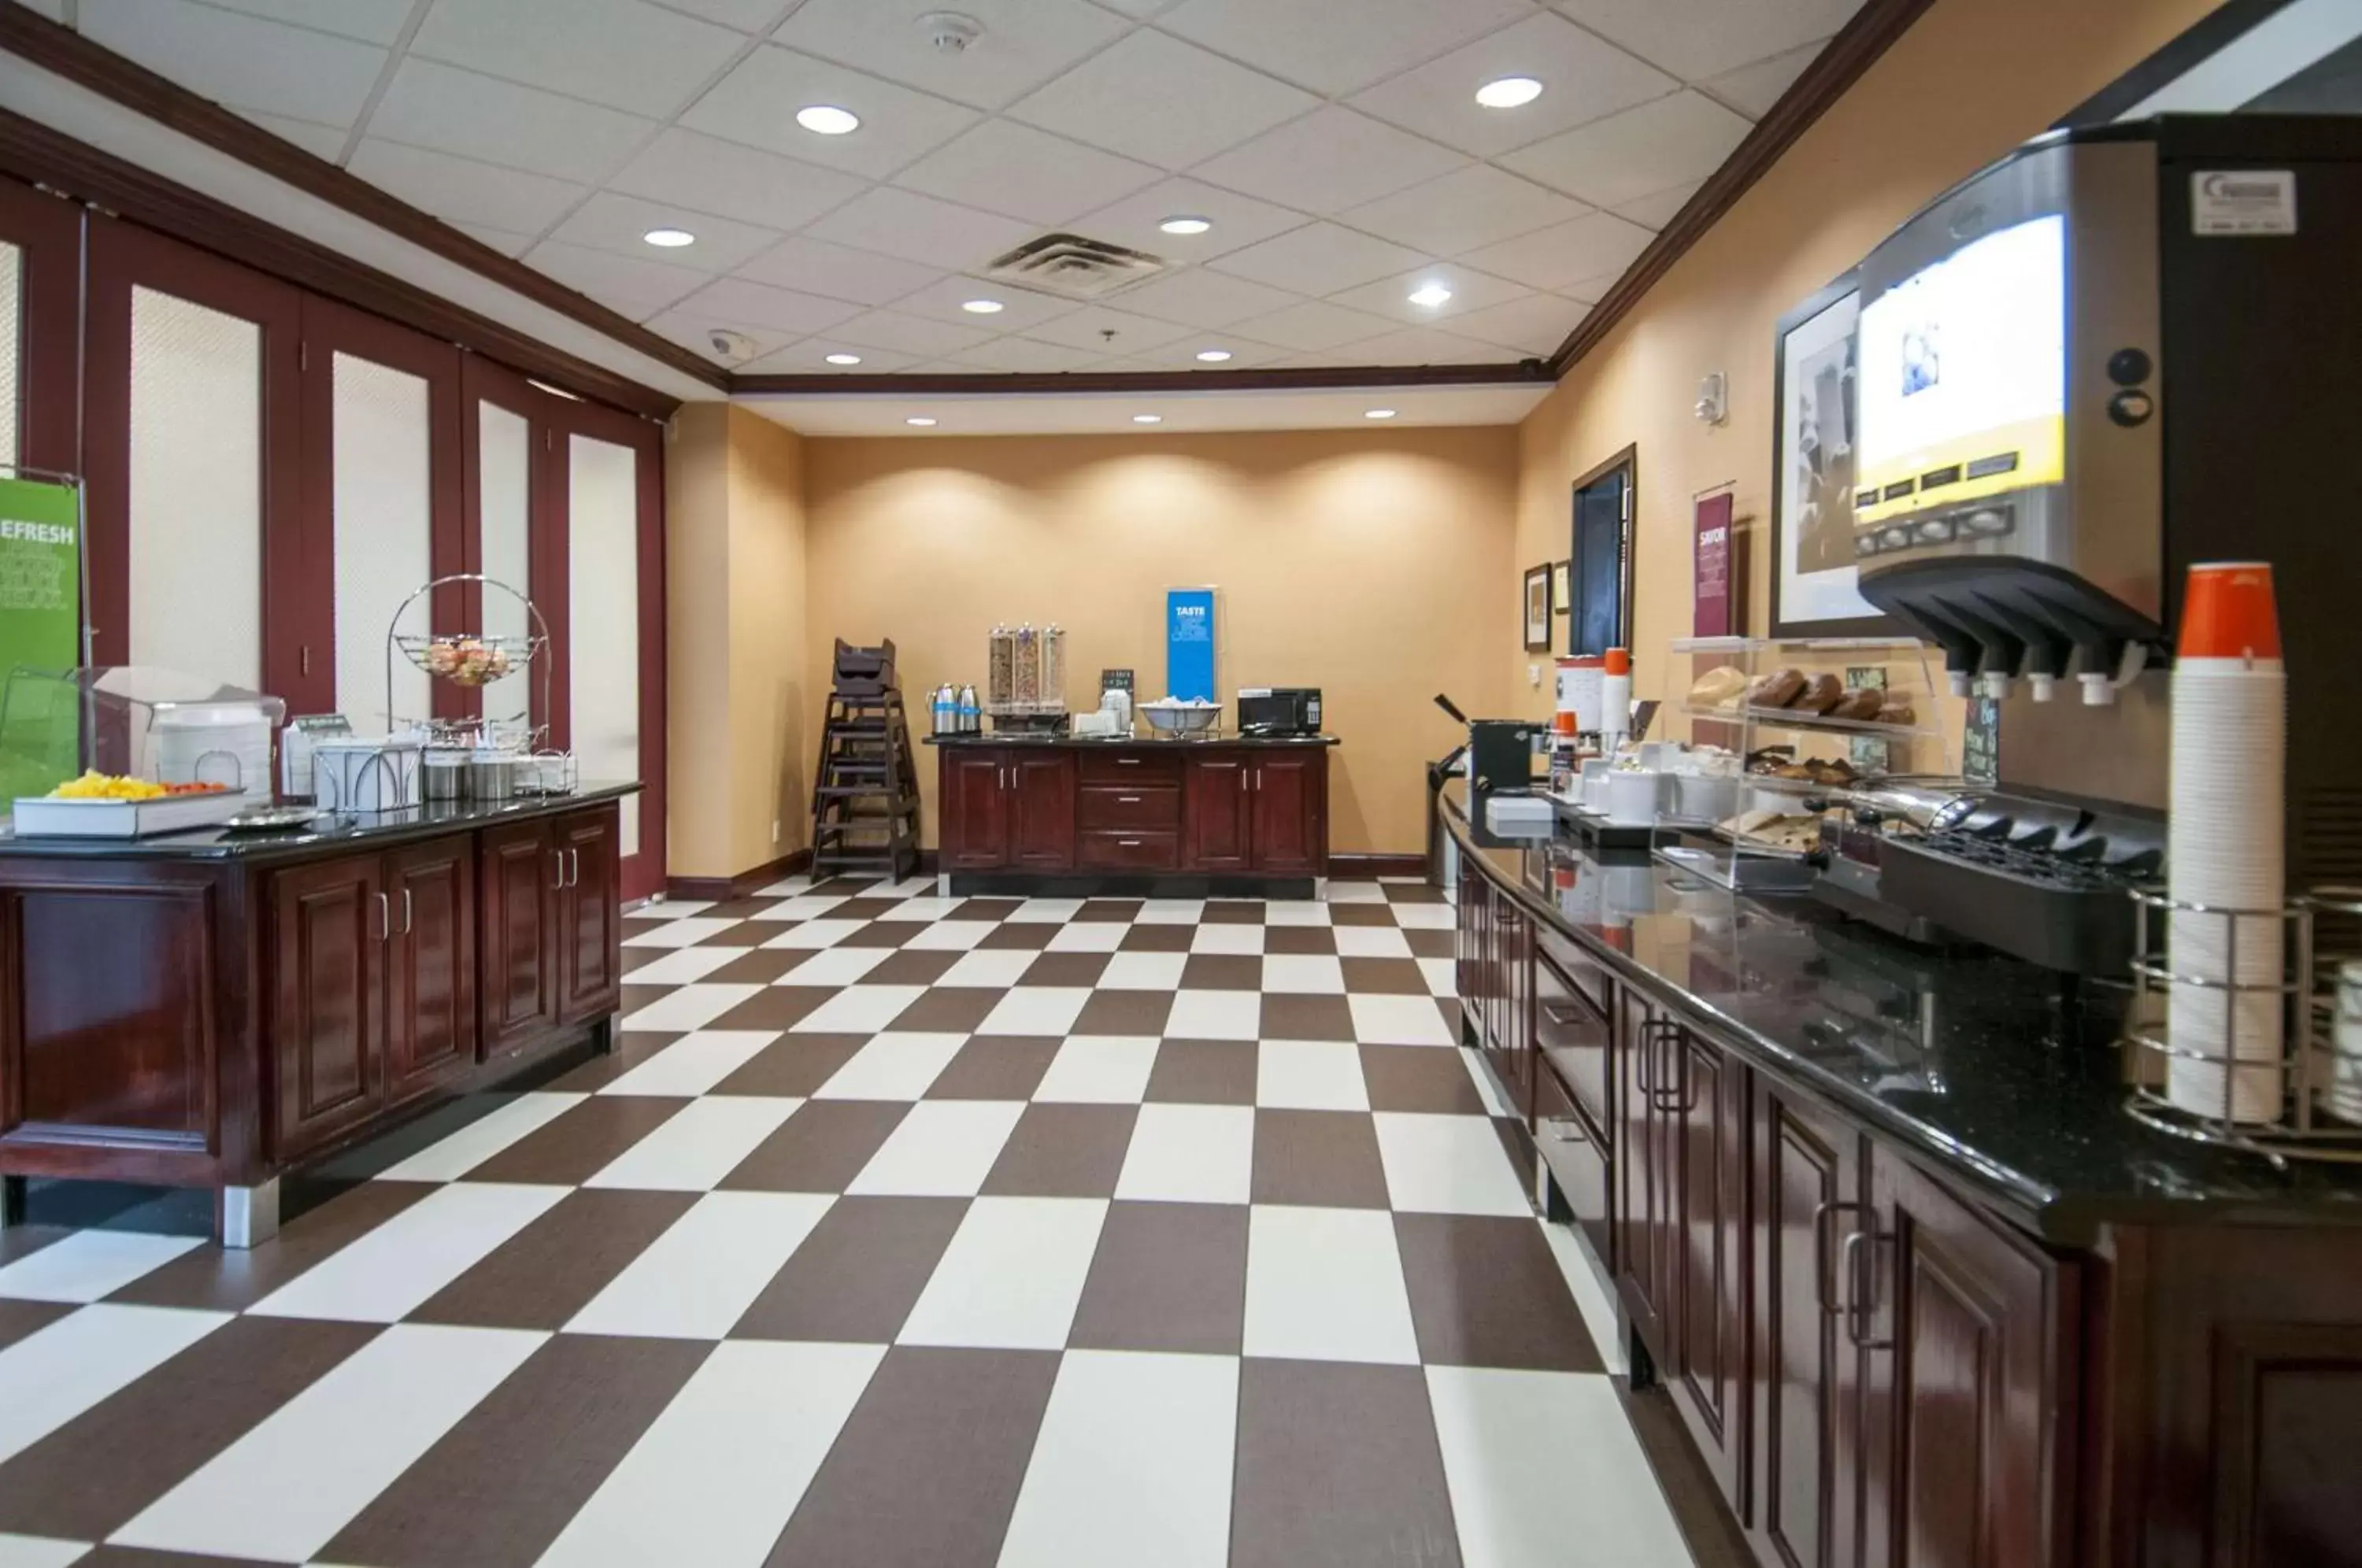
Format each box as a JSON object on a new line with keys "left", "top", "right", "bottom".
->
{"left": 1441, "top": 780, "right": 2362, "bottom": 1568}
{"left": 927, "top": 734, "right": 1335, "bottom": 896}
{"left": 0, "top": 784, "right": 637, "bottom": 1246}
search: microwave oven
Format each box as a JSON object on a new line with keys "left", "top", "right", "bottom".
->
{"left": 1237, "top": 687, "right": 1322, "bottom": 737}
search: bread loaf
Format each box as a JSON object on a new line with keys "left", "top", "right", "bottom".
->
{"left": 1748, "top": 668, "right": 1807, "bottom": 708}
{"left": 1795, "top": 674, "right": 1844, "bottom": 713}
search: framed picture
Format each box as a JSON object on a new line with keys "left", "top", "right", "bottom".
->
{"left": 1768, "top": 272, "right": 1904, "bottom": 638}
{"left": 1522, "top": 564, "right": 1553, "bottom": 651}
{"left": 1550, "top": 560, "right": 1571, "bottom": 624}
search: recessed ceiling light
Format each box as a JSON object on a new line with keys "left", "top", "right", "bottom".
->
{"left": 905, "top": 416, "right": 937, "bottom": 427}
{"left": 1133, "top": 413, "right": 1163, "bottom": 424}
{"left": 1408, "top": 283, "right": 1453, "bottom": 308}
{"left": 961, "top": 298, "right": 1005, "bottom": 314}
{"left": 1475, "top": 76, "right": 1544, "bottom": 109}
{"left": 1365, "top": 409, "right": 1398, "bottom": 420}
{"left": 1160, "top": 216, "right": 1212, "bottom": 235}
{"left": 824, "top": 353, "right": 862, "bottom": 366}
{"left": 797, "top": 105, "right": 860, "bottom": 135}
{"left": 1194, "top": 349, "right": 1233, "bottom": 363}
{"left": 641, "top": 227, "right": 695, "bottom": 248}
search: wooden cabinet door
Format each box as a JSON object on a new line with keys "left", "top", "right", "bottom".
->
{"left": 1487, "top": 897, "right": 1534, "bottom": 1122}
{"left": 1008, "top": 753, "right": 1076, "bottom": 871}
{"left": 1669, "top": 1026, "right": 1750, "bottom": 1518}
{"left": 1616, "top": 993, "right": 1675, "bottom": 1361}
{"left": 270, "top": 852, "right": 383, "bottom": 1159}
{"left": 1752, "top": 1079, "right": 1870, "bottom": 1568}
{"left": 942, "top": 751, "right": 1011, "bottom": 871}
{"left": 1183, "top": 753, "right": 1253, "bottom": 871}
{"left": 479, "top": 817, "right": 558, "bottom": 1056}
{"left": 1248, "top": 751, "right": 1323, "bottom": 873}
{"left": 557, "top": 806, "right": 622, "bottom": 1023}
{"left": 382, "top": 836, "right": 476, "bottom": 1105}
{"left": 1860, "top": 1146, "right": 2071, "bottom": 1568}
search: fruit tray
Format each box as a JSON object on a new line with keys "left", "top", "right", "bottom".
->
{"left": 13, "top": 791, "right": 253, "bottom": 838}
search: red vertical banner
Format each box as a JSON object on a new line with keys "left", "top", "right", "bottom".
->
{"left": 1693, "top": 490, "right": 1736, "bottom": 638}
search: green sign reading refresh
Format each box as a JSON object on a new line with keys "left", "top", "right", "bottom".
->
{"left": 0, "top": 475, "right": 85, "bottom": 802}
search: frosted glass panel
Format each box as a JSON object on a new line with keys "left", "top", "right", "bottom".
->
{"left": 476, "top": 401, "right": 532, "bottom": 730}
{"left": 568, "top": 433, "right": 639, "bottom": 854}
{"left": 333, "top": 351, "right": 432, "bottom": 733}
{"left": 128, "top": 285, "right": 260, "bottom": 686}
{"left": 0, "top": 240, "right": 20, "bottom": 470}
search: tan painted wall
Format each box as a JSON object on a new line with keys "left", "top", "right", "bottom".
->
{"left": 1511, "top": 0, "right": 2222, "bottom": 717}
{"left": 801, "top": 427, "right": 1520, "bottom": 856}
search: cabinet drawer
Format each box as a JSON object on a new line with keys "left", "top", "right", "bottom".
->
{"left": 1078, "top": 830, "right": 1180, "bottom": 871}
{"left": 1078, "top": 750, "right": 1183, "bottom": 786}
{"left": 1535, "top": 1063, "right": 1611, "bottom": 1267}
{"left": 1537, "top": 927, "right": 1611, "bottom": 1016}
{"left": 1077, "top": 785, "right": 1181, "bottom": 831}
{"left": 1535, "top": 952, "right": 1610, "bottom": 1136}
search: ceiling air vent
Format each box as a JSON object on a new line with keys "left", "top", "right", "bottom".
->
{"left": 979, "top": 233, "right": 1168, "bottom": 302}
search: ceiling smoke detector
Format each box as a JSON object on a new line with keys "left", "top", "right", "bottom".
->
{"left": 705, "top": 328, "right": 759, "bottom": 361}
{"left": 920, "top": 12, "right": 982, "bottom": 54}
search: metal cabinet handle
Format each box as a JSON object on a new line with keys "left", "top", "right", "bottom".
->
{"left": 401, "top": 888, "right": 413, "bottom": 935}
{"left": 1841, "top": 1228, "right": 1894, "bottom": 1351}
{"left": 1116, "top": 756, "right": 1138, "bottom": 764}
{"left": 552, "top": 851, "right": 566, "bottom": 891}
{"left": 375, "top": 891, "right": 391, "bottom": 943}
{"left": 1544, "top": 1115, "right": 1586, "bottom": 1143}
{"left": 570, "top": 847, "right": 581, "bottom": 888}
{"left": 1118, "top": 795, "right": 1141, "bottom": 803}
{"left": 1120, "top": 839, "right": 1141, "bottom": 847}
{"left": 1812, "top": 1200, "right": 1870, "bottom": 1315}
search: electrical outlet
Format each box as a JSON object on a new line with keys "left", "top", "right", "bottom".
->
{"left": 1527, "top": 663, "right": 1542, "bottom": 688}
{"left": 771, "top": 819, "right": 781, "bottom": 845}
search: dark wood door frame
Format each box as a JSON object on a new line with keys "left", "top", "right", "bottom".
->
{"left": 0, "top": 174, "right": 81, "bottom": 480}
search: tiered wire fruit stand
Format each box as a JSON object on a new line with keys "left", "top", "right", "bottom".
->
{"left": 385, "top": 572, "right": 574, "bottom": 794}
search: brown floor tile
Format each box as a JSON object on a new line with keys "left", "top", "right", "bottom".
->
{"left": 1330, "top": 904, "right": 1400, "bottom": 926}
{"left": 0, "top": 1296, "right": 72, "bottom": 1352}
{"left": 720, "top": 1101, "right": 910, "bottom": 1192}
{"left": 1405, "top": 928, "right": 1455, "bottom": 960}
{"left": 711, "top": 1034, "right": 868, "bottom": 1097}
{"left": 1263, "top": 925, "right": 1338, "bottom": 955}
{"left": 1119, "top": 923, "right": 1194, "bottom": 952}
{"left": 829, "top": 896, "right": 903, "bottom": 920}
{"left": 927, "top": 1038, "right": 1059, "bottom": 1100}
{"left": 1341, "top": 956, "right": 1430, "bottom": 995}
{"left": 412, "top": 1189, "right": 699, "bottom": 1330}
{"left": 540, "top": 1031, "right": 679, "bottom": 1093}
{"left": 111, "top": 1181, "right": 435, "bottom": 1311}
{"left": 1181, "top": 953, "right": 1261, "bottom": 990}
{"left": 1072, "top": 898, "right": 1143, "bottom": 922}
{"left": 695, "top": 948, "right": 805, "bottom": 986}
{"left": 835, "top": 921, "right": 921, "bottom": 948}
{"left": 618, "top": 984, "right": 670, "bottom": 1016}
{"left": 1071, "top": 989, "right": 1173, "bottom": 1036}
{"left": 889, "top": 986, "right": 1004, "bottom": 1032}
{"left": 732, "top": 1196, "right": 968, "bottom": 1342}
{"left": 977, "top": 922, "right": 1056, "bottom": 950}
{"left": 620, "top": 946, "right": 668, "bottom": 976}
{"left": 324, "top": 1334, "right": 709, "bottom": 1568}
{"left": 462, "top": 1097, "right": 683, "bottom": 1185}
{"left": 1261, "top": 993, "right": 1355, "bottom": 1041}
{"left": 0, "top": 1315, "right": 376, "bottom": 1541}
{"left": 1020, "top": 951, "right": 1109, "bottom": 988}
{"left": 1394, "top": 1213, "right": 1603, "bottom": 1373}
{"left": 1068, "top": 1201, "right": 1246, "bottom": 1355}
{"left": 956, "top": 897, "right": 1023, "bottom": 922}
{"left": 981, "top": 1104, "right": 1137, "bottom": 1197}
{"left": 1145, "top": 1040, "right": 1258, "bottom": 1105}
{"left": 765, "top": 1347, "right": 1060, "bottom": 1568}
{"left": 864, "top": 948, "right": 962, "bottom": 986}
{"left": 701, "top": 895, "right": 787, "bottom": 919}
{"left": 809, "top": 876, "right": 886, "bottom": 896}
{"left": 1361, "top": 1045, "right": 1488, "bottom": 1115}
{"left": 1199, "top": 900, "right": 1266, "bottom": 924}
{"left": 76, "top": 1551, "right": 287, "bottom": 1567}
{"left": 1252, "top": 1109, "right": 1391, "bottom": 1208}
{"left": 707, "top": 986, "right": 841, "bottom": 1032}
{"left": 1386, "top": 883, "right": 1447, "bottom": 904}
{"left": 1231, "top": 1359, "right": 1462, "bottom": 1568}
{"left": 0, "top": 1222, "right": 74, "bottom": 1269}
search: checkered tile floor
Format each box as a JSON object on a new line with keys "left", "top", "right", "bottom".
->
{"left": 0, "top": 875, "right": 1695, "bottom": 1568}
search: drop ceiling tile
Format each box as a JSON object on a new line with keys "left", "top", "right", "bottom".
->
{"left": 368, "top": 58, "right": 657, "bottom": 185}
{"left": 609, "top": 128, "right": 868, "bottom": 233}
{"left": 1112, "top": 268, "right": 1300, "bottom": 331}
{"left": 13, "top": 0, "right": 65, "bottom": 19}
{"left": 1068, "top": 178, "right": 1309, "bottom": 264}
{"left": 1551, "top": 0, "right": 1862, "bottom": 82}
{"left": 1324, "top": 263, "right": 1531, "bottom": 327}
{"left": 1123, "top": 334, "right": 1294, "bottom": 369}
{"left": 667, "top": 276, "right": 867, "bottom": 335}
{"left": 1704, "top": 39, "right": 1824, "bottom": 116}
{"left": 409, "top": 0, "right": 746, "bottom": 119}
{"left": 193, "top": 0, "right": 414, "bottom": 44}
{"left": 347, "top": 139, "right": 592, "bottom": 233}
{"left": 774, "top": 0, "right": 1131, "bottom": 110}
{"left": 947, "top": 337, "right": 1108, "bottom": 372}
{"left": 1157, "top": 0, "right": 1531, "bottom": 97}
{"left": 1338, "top": 327, "right": 1520, "bottom": 366}
{"left": 78, "top": 0, "right": 386, "bottom": 128}
{"left": 1614, "top": 180, "right": 1699, "bottom": 231}
{"left": 1346, "top": 13, "right": 1679, "bottom": 160}
{"left": 641, "top": 309, "right": 802, "bottom": 365}
{"left": 235, "top": 109, "right": 350, "bottom": 163}
{"left": 889, "top": 276, "right": 1078, "bottom": 332}
{"left": 524, "top": 238, "right": 709, "bottom": 316}
{"left": 1339, "top": 165, "right": 1590, "bottom": 257}
{"left": 806, "top": 187, "right": 1037, "bottom": 268}
{"left": 893, "top": 119, "right": 1161, "bottom": 227}
{"left": 1020, "top": 305, "right": 1192, "bottom": 356}
{"left": 650, "top": 0, "right": 790, "bottom": 29}
{"left": 1093, "top": 0, "right": 1180, "bottom": 14}
{"left": 449, "top": 220, "right": 542, "bottom": 257}
{"left": 1499, "top": 89, "right": 1751, "bottom": 208}
{"left": 1457, "top": 209, "right": 1653, "bottom": 291}
{"left": 831, "top": 309, "right": 999, "bottom": 357}
{"left": 734, "top": 236, "right": 946, "bottom": 306}
{"left": 546, "top": 191, "right": 783, "bottom": 275}
{"left": 1435, "top": 291, "right": 1592, "bottom": 355}
{"left": 681, "top": 44, "right": 982, "bottom": 179}
{"left": 740, "top": 340, "right": 924, "bottom": 374}
{"left": 1562, "top": 268, "right": 1626, "bottom": 304}
{"left": 1191, "top": 107, "right": 1466, "bottom": 216}
{"left": 1209, "top": 223, "right": 1426, "bottom": 298}
{"left": 1007, "top": 29, "right": 1320, "bottom": 171}
{"left": 1227, "top": 300, "right": 1403, "bottom": 353}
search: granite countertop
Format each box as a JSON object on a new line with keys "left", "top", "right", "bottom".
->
{"left": 923, "top": 732, "right": 1338, "bottom": 748}
{"left": 1441, "top": 779, "right": 2362, "bottom": 1243}
{"left": 0, "top": 782, "right": 640, "bottom": 861}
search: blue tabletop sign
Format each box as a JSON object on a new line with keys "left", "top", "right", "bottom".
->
{"left": 1165, "top": 588, "right": 1216, "bottom": 702}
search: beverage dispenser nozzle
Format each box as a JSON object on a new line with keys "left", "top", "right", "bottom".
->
{"left": 1977, "top": 671, "right": 2012, "bottom": 701}
{"left": 2077, "top": 671, "right": 2117, "bottom": 706}
{"left": 2028, "top": 673, "right": 2058, "bottom": 702}
{"left": 1947, "top": 670, "right": 1973, "bottom": 698}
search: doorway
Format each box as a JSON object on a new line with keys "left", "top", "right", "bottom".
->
{"left": 1568, "top": 446, "right": 1636, "bottom": 656}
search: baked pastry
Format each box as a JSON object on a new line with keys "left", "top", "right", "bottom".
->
{"left": 1832, "top": 686, "right": 1886, "bottom": 721}
{"left": 1794, "top": 674, "right": 1844, "bottom": 713}
{"left": 1687, "top": 666, "right": 1749, "bottom": 710}
{"left": 1876, "top": 696, "right": 1917, "bottom": 725}
{"left": 1748, "top": 668, "right": 1806, "bottom": 708}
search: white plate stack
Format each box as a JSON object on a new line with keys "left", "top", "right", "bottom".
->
{"left": 2165, "top": 562, "right": 2287, "bottom": 1124}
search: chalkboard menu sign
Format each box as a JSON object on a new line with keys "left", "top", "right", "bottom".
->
{"left": 1098, "top": 668, "right": 1135, "bottom": 696}
{"left": 1964, "top": 697, "right": 2001, "bottom": 786}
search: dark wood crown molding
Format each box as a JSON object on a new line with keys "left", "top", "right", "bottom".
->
{"left": 734, "top": 361, "right": 1549, "bottom": 397}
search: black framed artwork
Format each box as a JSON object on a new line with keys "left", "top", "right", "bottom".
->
{"left": 1522, "top": 564, "right": 1553, "bottom": 651}
{"left": 1768, "top": 271, "right": 1904, "bottom": 638}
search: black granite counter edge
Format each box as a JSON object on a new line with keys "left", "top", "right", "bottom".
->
{"left": 922, "top": 733, "right": 1339, "bottom": 748}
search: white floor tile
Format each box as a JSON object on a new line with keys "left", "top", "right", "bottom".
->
{"left": 786, "top": 985, "right": 925, "bottom": 1034}
{"left": 110, "top": 1322, "right": 545, "bottom": 1562}
{"left": 0, "top": 1534, "right": 89, "bottom": 1568}
{"left": 1372, "top": 1113, "right": 1533, "bottom": 1216}
{"left": 747, "top": 895, "right": 848, "bottom": 922}
{"left": 620, "top": 945, "right": 746, "bottom": 986}
{"left": 758, "top": 918, "right": 863, "bottom": 949}
{"left": 998, "top": 1349, "right": 1238, "bottom": 1568}
{"left": 774, "top": 945, "right": 892, "bottom": 986}
{"left": 1420, "top": 957, "right": 1458, "bottom": 997}
{"left": 1098, "top": 952, "right": 1187, "bottom": 991}
{"left": 1134, "top": 900, "right": 1204, "bottom": 925}
{"left": 873, "top": 876, "right": 939, "bottom": 898}
{"left": 626, "top": 898, "right": 716, "bottom": 919}
{"left": 1188, "top": 923, "right": 1264, "bottom": 956}
{"left": 1540, "top": 1222, "right": 1627, "bottom": 1378}
{"left": 813, "top": 1032, "right": 968, "bottom": 1101}
{"left": 375, "top": 1093, "right": 588, "bottom": 1182}
{"left": 1033, "top": 1037, "right": 1159, "bottom": 1104}
{"left": 978, "top": 988, "right": 1090, "bottom": 1037}
{"left": 1394, "top": 903, "right": 1457, "bottom": 930}
{"left": 1242, "top": 1205, "right": 1418, "bottom": 1366}
{"left": 1426, "top": 1366, "right": 1690, "bottom": 1567}
{"left": 1045, "top": 922, "right": 1126, "bottom": 952}
{"left": 621, "top": 918, "right": 744, "bottom": 950}
{"left": 0, "top": 1305, "right": 228, "bottom": 1465}
{"left": 585, "top": 1097, "right": 802, "bottom": 1192}
{"left": 749, "top": 878, "right": 812, "bottom": 898}
{"left": 1350, "top": 993, "right": 1457, "bottom": 1046}
{"left": 537, "top": 1340, "right": 883, "bottom": 1568}
{"left": 0, "top": 1230, "right": 201, "bottom": 1304}
{"left": 846, "top": 1100, "right": 1027, "bottom": 1196}
{"left": 939, "top": 949, "right": 1038, "bottom": 987}
{"left": 1262, "top": 900, "right": 1332, "bottom": 926}
{"left": 565, "top": 1192, "right": 835, "bottom": 1340}
{"left": 250, "top": 1184, "right": 568, "bottom": 1323}
{"left": 1116, "top": 1104, "right": 1253, "bottom": 1204}
{"left": 622, "top": 984, "right": 761, "bottom": 1034}
{"left": 901, "top": 920, "right": 997, "bottom": 952}
{"left": 878, "top": 896, "right": 964, "bottom": 922}
{"left": 1164, "top": 990, "right": 1261, "bottom": 1041}
{"left": 1323, "top": 880, "right": 1387, "bottom": 904}
{"left": 598, "top": 1032, "right": 780, "bottom": 1098}
{"left": 1332, "top": 925, "right": 1414, "bottom": 959}
{"left": 1255, "top": 1041, "right": 1371, "bottom": 1111}
{"left": 1006, "top": 898, "right": 1083, "bottom": 923}
{"left": 1462, "top": 1048, "right": 1514, "bottom": 1121}
{"left": 898, "top": 1196, "right": 1107, "bottom": 1350}
{"left": 1261, "top": 954, "right": 1346, "bottom": 994}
